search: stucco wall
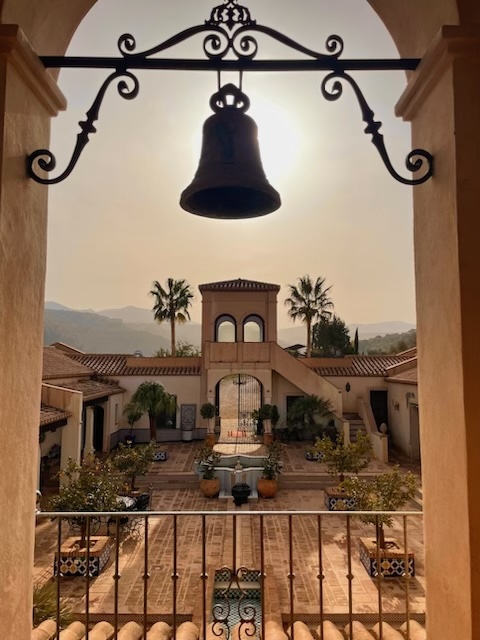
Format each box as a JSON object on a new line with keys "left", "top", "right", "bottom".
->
{"left": 386, "top": 381, "right": 418, "bottom": 455}
{"left": 41, "top": 384, "right": 83, "bottom": 468}
{"left": 201, "top": 289, "right": 278, "bottom": 343}
{"left": 107, "top": 374, "right": 202, "bottom": 437}
{"left": 324, "top": 376, "right": 389, "bottom": 413}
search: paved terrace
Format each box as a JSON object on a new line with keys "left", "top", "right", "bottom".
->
{"left": 34, "top": 443, "right": 424, "bottom": 624}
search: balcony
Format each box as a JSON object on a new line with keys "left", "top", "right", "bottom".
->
{"left": 34, "top": 509, "right": 424, "bottom": 639}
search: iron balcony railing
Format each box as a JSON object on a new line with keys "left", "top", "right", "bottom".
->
{"left": 34, "top": 510, "right": 424, "bottom": 640}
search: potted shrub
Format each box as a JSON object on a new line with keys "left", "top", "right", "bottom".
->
{"left": 314, "top": 431, "right": 371, "bottom": 510}
{"left": 258, "top": 403, "right": 273, "bottom": 444}
{"left": 342, "top": 467, "right": 417, "bottom": 577}
{"left": 196, "top": 443, "right": 221, "bottom": 498}
{"left": 257, "top": 441, "right": 285, "bottom": 498}
{"left": 112, "top": 441, "right": 155, "bottom": 493}
{"left": 48, "top": 454, "right": 124, "bottom": 576}
{"left": 123, "top": 402, "right": 143, "bottom": 445}
{"left": 200, "top": 402, "right": 216, "bottom": 446}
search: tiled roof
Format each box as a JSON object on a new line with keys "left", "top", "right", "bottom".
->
{"left": 43, "top": 346, "right": 94, "bottom": 380}
{"left": 40, "top": 404, "right": 71, "bottom": 426}
{"left": 69, "top": 354, "right": 201, "bottom": 377}
{"left": 199, "top": 278, "right": 280, "bottom": 292}
{"left": 386, "top": 367, "right": 418, "bottom": 385}
{"left": 313, "top": 354, "right": 414, "bottom": 377}
{"left": 56, "top": 379, "right": 125, "bottom": 400}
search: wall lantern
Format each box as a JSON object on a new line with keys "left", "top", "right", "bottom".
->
{"left": 27, "top": 0, "right": 434, "bottom": 219}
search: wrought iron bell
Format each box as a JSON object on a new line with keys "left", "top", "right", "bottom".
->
{"left": 180, "top": 84, "right": 281, "bottom": 219}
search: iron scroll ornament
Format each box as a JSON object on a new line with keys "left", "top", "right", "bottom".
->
{"left": 26, "top": 0, "right": 433, "bottom": 186}
{"left": 26, "top": 70, "right": 139, "bottom": 185}
{"left": 321, "top": 71, "right": 434, "bottom": 186}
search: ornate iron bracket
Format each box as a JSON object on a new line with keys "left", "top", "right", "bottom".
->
{"left": 27, "top": 0, "right": 433, "bottom": 187}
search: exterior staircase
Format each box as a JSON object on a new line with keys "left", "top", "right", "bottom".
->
{"left": 271, "top": 343, "right": 343, "bottom": 416}
{"left": 342, "top": 413, "right": 367, "bottom": 442}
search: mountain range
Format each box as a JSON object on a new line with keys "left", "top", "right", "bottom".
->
{"left": 44, "top": 301, "right": 415, "bottom": 355}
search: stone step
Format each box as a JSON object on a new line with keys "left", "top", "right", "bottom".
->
{"left": 137, "top": 473, "right": 198, "bottom": 489}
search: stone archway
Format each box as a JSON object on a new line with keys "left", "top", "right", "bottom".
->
{"left": 5, "top": 2, "right": 480, "bottom": 640}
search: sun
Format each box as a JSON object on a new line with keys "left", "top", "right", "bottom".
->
{"left": 249, "top": 95, "right": 303, "bottom": 184}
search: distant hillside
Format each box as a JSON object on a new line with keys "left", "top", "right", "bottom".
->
{"left": 277, "top": 321, "right": 415, "bottom": 347}
{"left": 44, "top": 309, "right": 169, "bottom": 355}
{"left": 359, "top": 329, "right": 417, "bottom": 355}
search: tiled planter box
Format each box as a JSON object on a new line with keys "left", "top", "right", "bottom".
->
{"left": 305, "top": 451, "right": 323, "bottom": 461}
{"left": 359, "top": 537, "right": 415, "bottom": 578}
{"left": 54, "top": 536, "right": 112, "bottom": 577}
{"left": 324, "top": 487, "right": 356, "bottom": 511}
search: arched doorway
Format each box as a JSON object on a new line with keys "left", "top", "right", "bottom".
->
{"left": 216, "top": 374, "right": 262, "bottom": 442}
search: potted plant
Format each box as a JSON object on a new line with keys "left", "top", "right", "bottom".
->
{"left": 342, "top": 467, "right": 417, "bottom": 577}
{"left": 112, "top": 441, "right": 155, "bottom": 493}
{"left": 48, "top": 454, "right": 124, "bottom": 576}
{"left": 200, "top": 402, "right": 216, "bottom": 446}
{"left": 196, "top": 443, "right": 221, "bottom": 498}
{"left": 314, "top": 431, "right": 371, "bottom": 510}
{"left": 258, "top": 403, "right": 273, "bottom": 444}
{"left": 123, "top": 401, "right": 143, "bottom": 446}
{"left": 257, "top": 441, "right": 285, "bottom": 498}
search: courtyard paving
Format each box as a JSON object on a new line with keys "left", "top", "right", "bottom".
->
{"left": 34, "top": 443, "right": 423, "bottom": 625}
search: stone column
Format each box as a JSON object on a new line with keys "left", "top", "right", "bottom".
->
{"left": 0, "top": 25, "right": 66, "bottom": 640}
{"left": 396, "top": 26, "right": 480, "bottom": 640}
{"left": 84, "top": 405, "right": 95, "bottom": 454}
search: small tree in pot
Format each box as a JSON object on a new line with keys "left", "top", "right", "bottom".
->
{"left": 314, "top": 431, "right": 372, "bottom": 510}
{"left": 112, "top": 441, "right": 155, "bottom": 493}
{"left": 342, "top": 466, "right": 417, "bottom": 577}
{"left": 123, "top": 402, "right": 143, "bottom": 445}
{"left": 48, "top": 454, "right": 124, "bottom": 576}
{"left": 200, "top": 402, "right": 216, "bottom": 445}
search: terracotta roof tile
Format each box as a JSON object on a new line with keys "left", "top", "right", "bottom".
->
{"left": 313, "top": 354, "right": 413, "bottom": 377}
{"left": 56, "top": 379, "right": 125, "bottom": 400}
{"left": 43, "top": 346, "right": 94, "bottom": 380}
{"left": 199, "top": 278, "right": 280, "bottom": 292}
{"left": 386, "top": 367, "right": 418, "bottom": 384}
{"left": 68, "top": 354, "right": 201, "bottom": 377}
{"left": 40, "top": 404, "right": 71, "bottom": 426}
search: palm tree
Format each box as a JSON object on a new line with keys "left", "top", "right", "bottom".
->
{"left": 149, "top": 278, "right": 194, "bottom": 357}
{"left": 130, "top": 381, "right": 177, "bottom": 443}
{"left": 285, "top": 275, "right": 333, "bottom": 357}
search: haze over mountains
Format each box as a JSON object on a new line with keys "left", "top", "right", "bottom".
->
{"left": 44, "top": 302, "right": 415, "bottom": 355}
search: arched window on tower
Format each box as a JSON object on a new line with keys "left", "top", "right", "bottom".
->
{"left": 215, "top": 315, "right": 237, "bottom": 342}
{"left": 243, "top": 315, "right": 265, "bottom": 342}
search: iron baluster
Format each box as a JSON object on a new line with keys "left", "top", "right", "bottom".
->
{"left": 113, "top": 517, "right": 121, "bottom": 640}
{"left": 288, "top": 515, "right": 295, "bottom": 640}
{"left": 317, "top": 514, "right": 325, "bottom": 640}
{"left": 375, "top": 515, "right": 384, "bottom": 640}
{"left": 346, "top": 515, "right": 353, "bottom": 640}
{"left": 404, "top": 515, "right": 411, "bottom": 640}
{"left": 143, "top": 514, "right": 150, "bottom": 640}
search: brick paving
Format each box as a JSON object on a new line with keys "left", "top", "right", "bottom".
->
{"left": 34, "top": 442, "right": 424, "bottom": 623}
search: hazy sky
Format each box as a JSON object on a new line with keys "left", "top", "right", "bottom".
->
{"left": 45, "top": 0, "right": 416, "bottom": 329}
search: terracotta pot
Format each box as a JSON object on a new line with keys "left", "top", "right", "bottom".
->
{"left": 257, "top": 477, "right": 278, "bottom": 498}
{"left": 200, "top": 477, "right": 220, "bottom": 498}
